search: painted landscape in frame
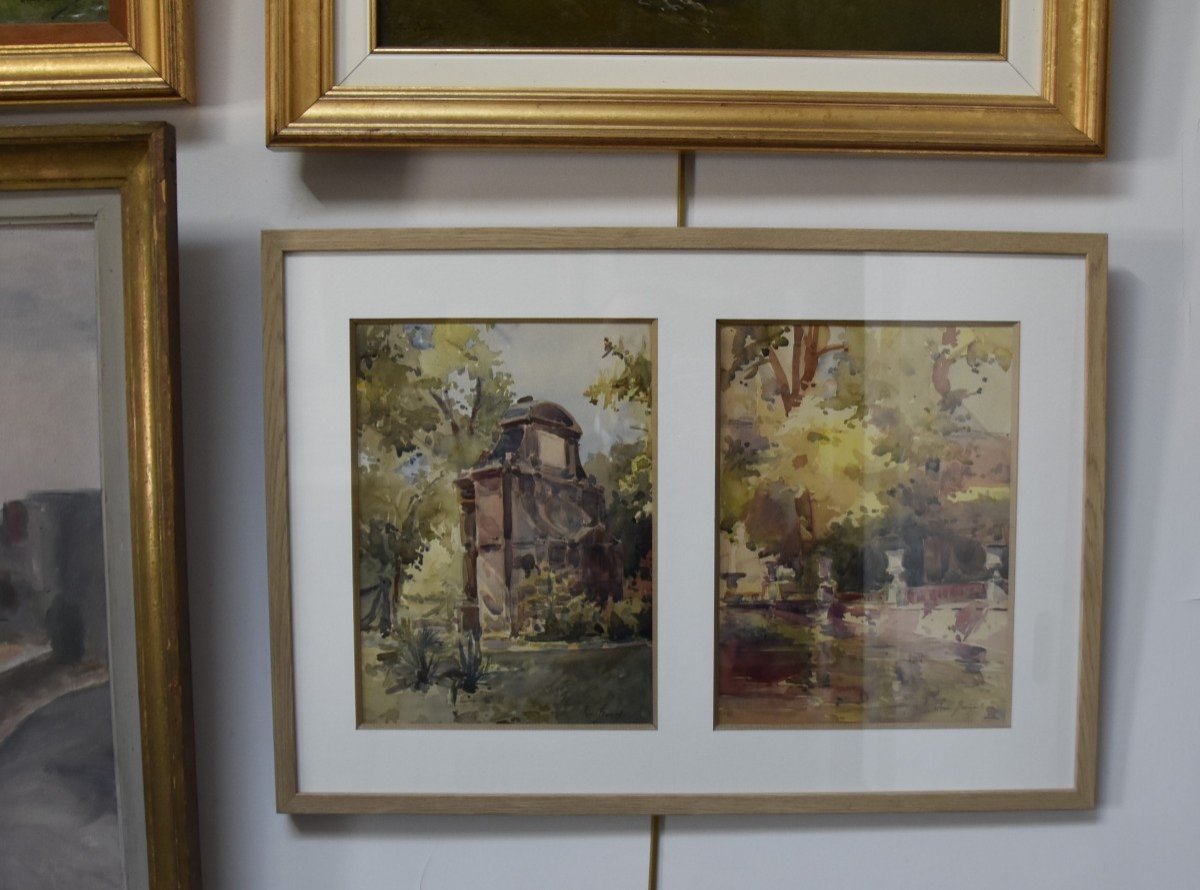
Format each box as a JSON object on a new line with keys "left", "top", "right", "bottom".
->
{"left": 0, "top": 0, "right": 107, "bottom": 25}
{"left": 375, "top": 0, "right": 1004, "bottom": 54}
{"left": 353, "top": 320, "right": 655, "bottom": 727}
{"left": 716, "top": 321, "right": 1018, "bottom": 728}
{"left": 0, "top": 223, "right": 123, "bottom": 887}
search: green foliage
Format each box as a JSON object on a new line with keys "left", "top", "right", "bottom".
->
{"left": 796, "top": 504, "right": 1008, "bottom": 597}
{"left": 584, "top": 337, "right": 653, "bottom": 410}
{"left": 513, "top": 566, "right": 566, "bottom": 634}
{"left": 445, "top": 631, "right": 489, "bottom": 698}
{"left": 721, "top": 323, "right": 1016, "bottom": 575}
{"left": 723, "top": 325, "right": 794, "bottom": 386}
{"left": 951, "top": 537, "right": 987, "bottom": 581}
{"left": 540, "top": 594, "right": 604, "bottom": 642}
{"left": 798, "top": 537, "right": 867, "bottom": 598}
{"left": 355, "top": 323, "right": 515, "bottom": 631}
{"left": 379, "top": 624, "right": 445, "bottom": 691}
{"left": 608, "top": 497, "right": 653, "bottom": 580}
{"left": 606, "top": 598, "right": 652, "bottom": 642}
{"left": 742, "top": 481, "right": 811, "bottom": 572}
{"left": 583, "top": 335, "right": 654, "bottom": 580}
{"left": 718, "top": 425, "right": 770, "bottom": 536}
{"left": 388, "top": 538, "right": 461, "bottom": 626}
{"left": 589, "top": 441, "right": 653, "bottom": 579}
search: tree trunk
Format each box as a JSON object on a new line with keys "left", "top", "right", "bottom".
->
{"left": 794, "top": 489, "right": 815, "bottom": 561}
{"left": 385, "top": 559, "right": 405, "bottom": 637}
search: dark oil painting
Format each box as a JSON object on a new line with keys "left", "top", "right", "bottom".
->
{"left": 376, "top": 0, "right": 1004, "bottom": 55}
{"left": 0, "top": 0, "right": 107, "bottom": 25}
{"left": 0, "top": 223, "right": 123, "bottom": 888}
{"left": 716, "top": 322, "right": 1017, "bottom": 728}
{"left": 354, "top": 321, "right": 655, "bottom": 726}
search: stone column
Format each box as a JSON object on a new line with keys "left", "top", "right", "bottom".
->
{"left": 984, "top": 544, "right": 1008, "bottom": 604}
{"left": 456, "top": 478, "right": 480, "bottom": 636}
{"left": 885, "top": 548, "right": 907, "bottom": 605}
{"left": 817, "top": 555, "right": 837, "bottom": 603}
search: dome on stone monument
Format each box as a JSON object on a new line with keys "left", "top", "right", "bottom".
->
{"left": 498, "top": 397, "right": 582, "bottom": 438}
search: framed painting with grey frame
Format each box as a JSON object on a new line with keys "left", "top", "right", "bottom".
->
{"left": 0, "top": 0, "right": 192, "bottom": 104}
{"left": 266, "top": 0, "right": 1107, "bottom": 153}
{"left": 264, "top": 227, "right": 1105, "bottom": 815}
{"left": 0, "top": 124, "right": 199, "bottom": 888}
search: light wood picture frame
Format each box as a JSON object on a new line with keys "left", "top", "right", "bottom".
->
{"left": 263, "top": 227, "right": 1105, "bottom": 815}
{"left": 266, "top": 0, "right": 1108, "bottom": 153}
{"left": 0, "top": 124, "right": 199, "bottom": 887}
{"left": 0, "top": 0, "right": 192, "bottom": 104}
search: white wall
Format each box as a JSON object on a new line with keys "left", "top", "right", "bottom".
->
{"left": 5, "top": 0, "right": 1200, "bottom": 887}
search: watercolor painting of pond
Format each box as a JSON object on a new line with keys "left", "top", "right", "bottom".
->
{"left": 716, "top": 321, "right": 1018, "bottom": 728}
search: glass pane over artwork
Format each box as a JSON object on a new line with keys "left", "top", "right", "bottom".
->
{"left": 0, "top": 0, "right": 107, "bottom": 24}
{"left": 353, "top": 320, "right": 656, "bottom": 727}
{"left": 716, "top": 321, "right": 1019, "bottom": 729}
{"left": 375, "top": 0, "right": 1005, "bottom": 54}
{"left": 0, "top": 222, "right": 124, "bottom": 888}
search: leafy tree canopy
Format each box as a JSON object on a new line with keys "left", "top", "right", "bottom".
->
{"left": 355, "top": 323, "right": 515, "bottom": 632}
{"left": 720, "top": 323, "right": 1015, "bottom": 576}
{"left": 583, "top": 334, "right": 654, "bottom": 578}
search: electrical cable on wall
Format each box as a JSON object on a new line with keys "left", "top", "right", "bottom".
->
{"left": 649, "top": 149, "right": 694, "bottom": 890}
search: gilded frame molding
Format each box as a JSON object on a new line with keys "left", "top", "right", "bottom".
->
{"left": 0, "top": 123, "right": 199, "bottom": 886}
{"left": 266, "top": 0, "right": 1108, "bottom": 153}
{"left": 263, "top": 227, "right": 1105, "bottom": 814}
{"left": 0, "top": 0, "right": 193, "bottom": 104}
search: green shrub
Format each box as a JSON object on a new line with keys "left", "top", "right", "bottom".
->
{"left": 541, "top": 594, "right": 603, "bottom": 642}
{"left": 445, "top": 631, "right": 489, "bottom": 698}
{"left": 607, "top": 599, "right": 652, "bottom": 641}
{"left": 378, "top": 624, "right": 444, "bottom": 691}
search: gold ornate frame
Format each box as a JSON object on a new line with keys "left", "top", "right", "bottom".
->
{"left": 263, "top": 227, "right": 1105, "bottom": 814}
{"left": 0, "top": 124, "right": 199, "bottom": 886}
{"left": 266, "top": 0, "right": 1108, "bottom": 153}
{"left": 0, "top": 0, "right": 193, "bottom": 104}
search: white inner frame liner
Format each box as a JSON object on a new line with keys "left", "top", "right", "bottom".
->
{"left": 335, "top": 0, "right": 1043, "bottom": 95}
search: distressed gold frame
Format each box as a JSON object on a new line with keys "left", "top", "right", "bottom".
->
{"left": 263, "top": 227, "right": 1105, "bottom": 814}
{"left": 0, "top": 0, "right": 193, "bottom": 104}
{"left": 266, "top": 0, "right": 1107, "bottom": 153}
{"left": 0, "top": 124, "right": 199, "bottom": 886}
